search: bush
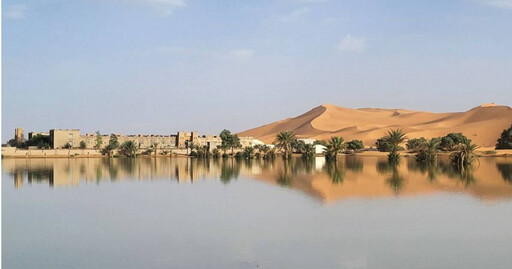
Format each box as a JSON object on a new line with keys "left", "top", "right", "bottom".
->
{"left": 375, "top": 138, "right": 393, "bottom": 152}
{"left": 243, "top": 146, "right": 254, "bottom": 159}
{"left": 496, "top": 125, "right": 512, "bottom": 149}
{"left": 450, "top": 141, "right": 478, "bottom": 167}
{"left": 119, "top": 141, "right": 138, "bottom": 157}
{"left": 439, "top": 133, "right": 470, "bottom": 151}
{"left": 234, "top": 152, "right": 243, "bottom": 159}
{"left": 415, "top": 138, "right": 441, "bottom": 163}
{"left": 212, "top": 148, "right": 221, "bottom": 158}
{"left": 79, "top": 140, "right": 87, "bottom": 149}
{"left": 14, "top": 134, "right": 52, "bottom": 149}
{"left": 406, "top": 137, "right": 427, "bottom": 152}
{"left": 376, "top": 138, "right": 403, "bottom": 152}
{"left": 346, "top": 140, "right": 364, "bottom": 152}
{"left": 63, "top": 142, "right": 72, "bottom": 149}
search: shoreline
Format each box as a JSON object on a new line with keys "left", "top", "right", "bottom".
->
{"left": 2, "top": 148, "right": 511, "bottom": 159}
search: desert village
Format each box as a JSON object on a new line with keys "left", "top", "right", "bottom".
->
{"left": 2, "top": 127, "right": 265, "bottom": 157}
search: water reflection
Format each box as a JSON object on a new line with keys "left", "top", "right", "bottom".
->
{"left": 3, "top": 156, "right": 512, "bottom": 202}
{"left": 324, "top": 161, "right": 345, "bottom": 184}
{"left": 496, "top": 162, "right": 512, "bottom": 184}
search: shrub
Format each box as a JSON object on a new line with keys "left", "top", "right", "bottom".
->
{"left": 496, "top": 125, "right": 512, "bottom": 149}
{"left": 375, "top": 138, "right": 393, "bottom": 152}
{"left": 63, "top": 142, "right": 72, "bottom": 149}
{"left": 346, "top": 140, "right": 364, "bottom": 152}
{"left": 243, "top": 146, "right": 254, "bottom": 159}
{"left": 212, "top": 148, "right": 221, "bottom": 158}
{"left": 119, "top": 141, "right": 138, "bottom": 157}
{"left": 415, "top": 138, "right": 441, "bottom": 163}
{"left": 79, "top": 140, "right": 87, "bottom": 149}
{"left": 450, "top": 141, "right": 478, "bottom": 167}
{"left": 440, "top": 133, "right": 470, "bottom": 151}
{"left": 406, "top": 137, "right": 427, "bottom": 152}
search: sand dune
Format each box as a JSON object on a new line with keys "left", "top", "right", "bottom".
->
{"left": 239, "top": 103, "right": 512, "bottom": 147}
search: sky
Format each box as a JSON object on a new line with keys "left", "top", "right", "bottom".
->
{"left": 2, "top": 0, "right": 512, "bottom": 140}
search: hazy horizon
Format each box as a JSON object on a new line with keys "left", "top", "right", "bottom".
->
{"left": 3, "top": 0, "right": 512, "bottom": 140}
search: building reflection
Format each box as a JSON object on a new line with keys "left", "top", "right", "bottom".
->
{"left": 3, "top": 156, "right": 512, "bottom": 202}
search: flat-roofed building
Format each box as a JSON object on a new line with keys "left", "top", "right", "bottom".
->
{"left": 50, "top": 129, "right": 81, "bottom": 149}
{"left": 177, "top": 131, "right": 198, "bottom": 148}
{"left": 239, "top": 136, "right": 256, "bottom": 147}
{"left": 195, "top": 135, "right": 222, "bottom": 151}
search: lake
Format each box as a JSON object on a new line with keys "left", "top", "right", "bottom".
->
{"left": 2, "top": 156, "right": 512, "bottom": 269}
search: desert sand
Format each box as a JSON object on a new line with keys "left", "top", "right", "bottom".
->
{"left": 238, "top": 103, "right": 512, "bottom": 147}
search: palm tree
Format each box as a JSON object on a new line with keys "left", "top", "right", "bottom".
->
{"left": 152, "top": 142, "right": 159, "bottom": 157}
{"left": 382, "top": 129, "right": 407, "bottom": 163}
{"left": 325, "top": 162, "right": 345, "bottom": 184}
{"left": 416, "top": 138, "right": 441, "bottom": 163}
{"left": 253, "top": 144, "right": 263, "bottom": 158}
{"left": 119, "top": 140, "right": 138, "bottom": 157}
{"left": 323, "top": 136, "right": 346, "bottom": 161}
{"left": 450, "top": 140, "right": 479, "bottom": 167}
{"left": 301, "top": 143, "right": 315, "bottom": 160}
{"left": 274, "top": 131, "right": 296, "bottom": 159}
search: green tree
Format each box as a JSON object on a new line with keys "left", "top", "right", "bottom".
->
{"left": 375, "top": 138, "right": 394, "bottom": 152}
{"left": 243, "top": 146, "right": 254, "bottom": 159}
{"left": 21, "top": 134, "right": 51, "bottom": 149}
{"left": 292, "top": 139, "right": 307, "bottom": 153}
{"left": 219, "top": 129, "right": 241, "bottom": 155}
{"left": 212, "top": 148, "right": 221, "bottom": 158}
{"left": 450, "top": 140, "right": 479, "bottom": 167}
{"left": 496, "top": 125, "right": 512, "bottom": 149}
{"left": 440, "top": 133, "right": 470, "bottom": 151}
{"left": 324, "top": 136, "right": 346, "bottom": 161}
{"left": 151, "top": 142, "right": 159, "bottom": 156}
{"left": 119, "top": 141, "right": 138, "bottom": 157}
{"left": 63, "top": 142, "right": 72, "bottom": 149}
{"left": 274, "top": 131, "right": 296, "bottom": 159}
{"left": 415, "top": 138, "right": 441, "bottom": 163}
{"left": 103, "top": 134, "right": 120, "bottom": 157}
{"left": 325, "top": 162, "right": 345, "bottom": 184}
{"left": 406, "top": 137, "right": 427, "bottom": 152}
{"left": 300, "top": 144, "right": 315, "bottom": 160}
{"left": 346, "top": 140, "right": 364, "bottom": 152}
{"left": 79, "top": 140, "right": 87, "bottom": 149}
{"left": 382, "top": 129, "right": 407, "bottom": 163}
{"left": 95, "top": 131, "right": 103, "bottom": 149}
{"left": 7, "top": 139, "right": 24, "bottom": 148}
{"left": 253, "top": 144, "right": 263, "bottom": 158}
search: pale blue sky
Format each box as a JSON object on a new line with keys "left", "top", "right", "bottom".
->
{"left": 2, "top": 0, "right": 512, "bottom": 140}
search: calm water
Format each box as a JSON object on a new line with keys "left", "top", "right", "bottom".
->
{"left": 2, "top": 156, "right": 512, "bottom": 269}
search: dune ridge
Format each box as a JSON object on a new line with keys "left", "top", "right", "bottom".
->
{"left": 238, "top": 104, "right": 512, "bottom": 147}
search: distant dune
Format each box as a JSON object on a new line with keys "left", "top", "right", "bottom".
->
{"left": 238, "top": 103, "right": 512, "bottom": 147}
